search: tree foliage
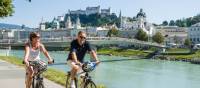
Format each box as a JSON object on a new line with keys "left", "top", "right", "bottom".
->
{"left": 0, "top": 0, "right": 14, "bottom": 18}
{"left": 107, "top": 27, "right": 119, "bottom": 37}
{"left": 169, "top": 20, "right": 175, "bottom": 26}
{"left": 184, "top": 38, "right": 191, "bottom": 47}
{"left": 162, "top": 20, "right": 168, "bottom": 26}
{"left": 135, "top": 29, "right": 148, "bottom": 41}
{"left": 65, "top": 13, "right": 118, "bottom": 27}
{"left": 165, "top": 14, "right": 200, "bottom": 27}
{"left": 152, "top": 32, "right": 164, "bottom": 44}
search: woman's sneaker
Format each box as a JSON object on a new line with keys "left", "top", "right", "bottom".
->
{"left": 70, "top": 80, "right": 75, "bottom": 88}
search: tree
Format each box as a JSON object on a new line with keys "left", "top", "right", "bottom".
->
{"left": 135, "top": 29, "right": 148, "bottom": 41}
{"left": 174, "top": 35, "right": 179, "bottom": 44}
{"left": 184, "top": 38, "right": 191, "bottom": 47}
{"left": 0, "top": 0, "right": 14, "bottom": 18}
{"left": 21, "top": 24, "right": 25, "bottom": 29}
{"left": 152, "top": 32, "right": 164, "bottom": 44}
{"left": 107, "top": 27, "right": 119, "bottom": 37}
{"left": 169, "top": 20, "right": 175, "bottom": 26}
{"left": 162, "top": 21, "right": 168, "bottom": 26}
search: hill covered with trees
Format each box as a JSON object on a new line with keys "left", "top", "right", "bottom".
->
{"left": 162, "top": 14, "right": 200, "bottom": 27}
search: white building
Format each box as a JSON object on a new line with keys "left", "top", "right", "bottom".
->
{"left": 68, "top": 9, "right": 86, "bottom": 15}
{"left": 188, "top": 23, "right": 200, "bottom": 44}
{"left": 65, "top": 16, "right": 72, "bottom": 29}
{"left": 86, "top": 6, "right": 100, "bottom": 15}
{"left": 75, "top": 17, "right": 81, "bottom": 29}
{"left": 57, "top": 16, "right": 64, "bottom": 22}
{"left": 120, "top": 9, "right": 155, "bottom": 37}
{"left": 0, "top": 29, "right": 16, "bottom": 39}
{"left": 51, "top": 18, "right": 60, "bottom": 30}
{"left": 68, "top": 6, "right": 110, "bottom": 16}
{"left": 101, "top": 8, "right": 111, "bottom": 16}
{"left": 86, "top": 27, "right": 109, "bottom": 37}
{"left": 39, "top": 22, "right": 46, "bottom": 31}
{"left": 156, "top": 26, "right": 188, "bottom": 45}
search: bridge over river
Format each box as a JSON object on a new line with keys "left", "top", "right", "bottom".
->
{"left": 0, "top": 37, "right": 165, "bottom": 50}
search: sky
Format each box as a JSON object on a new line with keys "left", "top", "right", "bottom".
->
{"left": 1, "top": 0, "right": 200, "bottom": 28}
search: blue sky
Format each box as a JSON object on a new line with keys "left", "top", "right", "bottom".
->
{"left": 1, "top": 0, "right": 200, "bottom": 28}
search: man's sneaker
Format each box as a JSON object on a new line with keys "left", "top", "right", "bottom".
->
{"left": 70, "top": 80, "right": 75, "bottom": 88}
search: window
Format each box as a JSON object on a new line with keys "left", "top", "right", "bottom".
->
{"left": 193, "top": 38, "right": 196, "bottom": 42}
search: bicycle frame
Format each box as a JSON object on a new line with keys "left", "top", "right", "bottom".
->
{"left": 32, "top": 73, "right": 44, "bottom": 88}
{"left": 66, "top": 62, "right": 97, "bottom": 88}
{"left": 29, "top": 60, "right": 47, "bottom": 88}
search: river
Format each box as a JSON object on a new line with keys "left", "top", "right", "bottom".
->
{"left": 9, "top": 50, "right": 200, "bottom": 88}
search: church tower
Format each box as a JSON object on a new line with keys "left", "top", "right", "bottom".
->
{"left": 65, "top": 16, "right": 72, "bottom": 29}
{"left": 75, "top": 16, "right": 81, "bottom": 29}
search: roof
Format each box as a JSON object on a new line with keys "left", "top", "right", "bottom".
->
{"left": 191, "top": 22, "right": 200, "bottom": 27}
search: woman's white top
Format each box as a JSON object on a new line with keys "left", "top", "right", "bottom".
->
{"left": 28, "top": 43, "right": 40, "bottom": 61}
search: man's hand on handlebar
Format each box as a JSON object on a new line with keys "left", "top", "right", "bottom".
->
{"left": 95, "top": 60, "right": 100, "bottom": 65}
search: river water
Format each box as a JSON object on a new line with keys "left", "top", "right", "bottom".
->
{"left": 9, "top": 50, "right": 200, "bottom": 88}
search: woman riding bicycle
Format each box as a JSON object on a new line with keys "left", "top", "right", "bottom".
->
{"left": 67, "top": 31, "right": 100, "bottom": 88}
{"left": 24, "top": 32, "right": 54, "bottom": 88}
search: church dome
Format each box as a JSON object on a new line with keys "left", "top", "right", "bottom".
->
{"left": 136, "top": 8, "right": 146, "bottom": 18}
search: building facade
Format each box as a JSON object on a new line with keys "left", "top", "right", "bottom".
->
{"left": 68, "top": 6, "right": 110, "bottom": 16}
{"left": 120, "top": 8, "right": 155, "bottom": 37}
{"left": 188, "top": 23, "right": 200, "bottom": 44}
{"left": 156, "top": 26, "right": 188, "bottom": 45}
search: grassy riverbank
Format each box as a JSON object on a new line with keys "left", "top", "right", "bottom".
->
{"left": 156, "top": 48, "right": 200, "bottom": 62}
{"left": 97, "top": 48, "right": 152, "bottom": 57}
{"left": 97, "top": 47, "right": 200, "bottom": 63}
{"left": 0, "top": 56, "right": 105, "bottom": 88}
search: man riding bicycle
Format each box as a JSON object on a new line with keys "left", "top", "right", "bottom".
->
{"left": 24, "top": 32, "right": 54, "bottom": 88}
{"left": 67, "top": 31, "right": 100, "bottom": 88}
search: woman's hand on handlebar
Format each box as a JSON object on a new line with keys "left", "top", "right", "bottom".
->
{"left": 24, "top": 60, "right": 29, "bottom": 67}
{"left": 48, "top": 59, "right": 54, "bottom": 64}
{"left": 76, "top": 61, "right": 83, "bottom": 66}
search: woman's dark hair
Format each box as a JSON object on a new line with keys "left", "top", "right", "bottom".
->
{"left": 29, "top": 32, "right": 40, "bottom": 41}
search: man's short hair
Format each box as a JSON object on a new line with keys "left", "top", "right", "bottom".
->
{"left": 78, "top": 31, "right": 86, "bottom": 35}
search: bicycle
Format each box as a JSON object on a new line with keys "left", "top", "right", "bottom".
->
{"left": 66, "top": 61, "right": 97, "bottom": 88}
{"left": 24, "top": 60, "right": 51, "bottom": 88}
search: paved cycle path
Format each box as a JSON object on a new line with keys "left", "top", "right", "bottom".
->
{"left": 0, "top": 60, "right": 64, "bottom": 88}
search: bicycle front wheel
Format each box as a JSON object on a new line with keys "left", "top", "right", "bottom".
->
{"left": 36, "top": 81, "right": 45, "bottom": 88}
{"left": 84, "top": 81, "right": 97, "bottom": 88}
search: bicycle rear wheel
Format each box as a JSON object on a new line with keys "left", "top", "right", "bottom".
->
{"left": 66, "top": 72, "right": 71, "bottom": 88}
{"left": 84, "top": 81, "right": 97, "bottom": 88}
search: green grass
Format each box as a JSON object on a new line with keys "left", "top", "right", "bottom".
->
{"left": 165, "top": 48, "right": 190, "bottom": 53}
{"left": 97, "top": 48, "right": 151, "bottom": 57}
{"left": 0, "top": 56, "right": 105, "bottom": 88}
{"left": 163, "top": 50, "right": 200, "bottom": 61}
{"left": 0, "top": 56, "right": 24, "bottom": 66}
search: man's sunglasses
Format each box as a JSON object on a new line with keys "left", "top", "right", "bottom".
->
{"left": 79, "top": 36, "right": 86, "bottom": 39}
